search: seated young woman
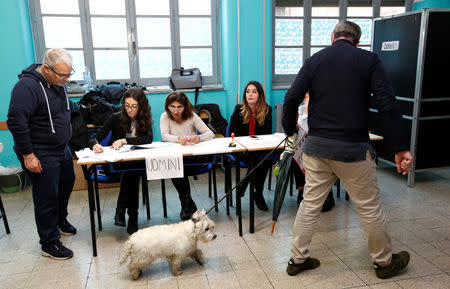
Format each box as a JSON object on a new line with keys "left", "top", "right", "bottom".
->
{"left": 88, "top": 88, "right": 153, "bottom": 234}
{"left": 160, "top": 91, "right": 215, "bottom": 220}
{"left": 229, "top": 81, "right": 273, "bottom": 211}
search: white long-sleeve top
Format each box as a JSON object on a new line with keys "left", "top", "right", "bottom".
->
{"left": 160, "top": 112, "right": 214, "bottom": 143}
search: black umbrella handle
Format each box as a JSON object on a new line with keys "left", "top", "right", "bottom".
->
{"left": 205, "top": 136, "right": 288, "bottom": 215}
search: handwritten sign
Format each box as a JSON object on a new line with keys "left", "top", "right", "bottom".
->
{"left": 145, "top": 153, "right": 184, "bottom": 180}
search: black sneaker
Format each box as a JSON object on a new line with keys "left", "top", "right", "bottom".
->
{"left": 57, "top": 220, "right": 77, "bottom": 235}
{"left": 374, "top": 251, "right": 410, "bottom": 279}
{"left": 114, "top": 208, "right": 126, "bottom": 227}
{"left": 41, "top": 241, "right": 73, "bottom": 260}
{"left": 286, "top": 257, "right": 320, "bottom": 276}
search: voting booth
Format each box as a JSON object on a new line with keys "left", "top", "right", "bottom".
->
{"left": 368, "top": 9, "right": 450, "bottom": 186}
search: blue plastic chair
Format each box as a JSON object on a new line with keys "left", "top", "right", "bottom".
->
{"left": 91, "top": 131, "right": 151, "bottom": 230}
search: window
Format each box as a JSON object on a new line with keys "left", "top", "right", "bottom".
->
{"left": 273, "top": 0, "right": 410, "bottom": 87}
{"left": 29, "top": 0, "right": 221, "bottom": 87}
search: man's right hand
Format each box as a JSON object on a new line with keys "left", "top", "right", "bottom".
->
{"left": 394, "top": 150, "right": 413, "bottom": 176}
{"left": 23, "top": 153, "right": 42, "bottom": 173}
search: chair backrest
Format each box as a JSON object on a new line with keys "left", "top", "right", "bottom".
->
{"left": 100, "top": 131, "right": 112, "bottom": 146}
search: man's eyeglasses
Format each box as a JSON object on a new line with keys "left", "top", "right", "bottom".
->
{"left": 47, "top": 64, "right": 75, "bottom": 79}
{"left": 125, "top": 104, "right": 139, "bottom": 110}
{"left": 169, "top": 105, "right": 184, "bottom": 111}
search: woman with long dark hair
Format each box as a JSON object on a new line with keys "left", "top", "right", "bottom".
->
{"left": 229, "top": 81, "right": 272, "bottom": 211}
{"left": 89, "top": 88, "right": 153, "bottom": 234}
{"left": 160, "top": 91, "right": 214, "bottom": 220}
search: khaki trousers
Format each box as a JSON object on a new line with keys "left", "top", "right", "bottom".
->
{"left": 291, "top": 151, "right": 392, "bottom": 266}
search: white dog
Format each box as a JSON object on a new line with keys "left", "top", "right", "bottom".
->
{"left": 120, "top": 209, "right": 217, "bottom": 280}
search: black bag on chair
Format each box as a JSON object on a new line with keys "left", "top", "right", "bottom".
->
{"left": 169, "top": 67, "right": 202, "bottom": 105}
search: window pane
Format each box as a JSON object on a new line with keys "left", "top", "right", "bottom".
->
{"left": 349, "top": 19, "right": 372, "bottom": 45}
{"left": 68, "top": 50, "right": 85, "bottom": 81}
{"left": 181, "top": 48, "right": 212, "bottom": 76}
{"left": 359, "top": 46, "right": 371, "bottom": 51}
{"left": 137, "top": 18, "right": 171, "bottom": 47}
{"left": 139, "top": 49, "right": 172, "bottom": 78}
{"left": 180, "top": 18, "right": 212, "bottom": 46}
{"left": 380, "top": 6, "right": 405, "bottom": 17}
{"left": 311, "top": 19, "right": 338, "bottom": 45}
{"left": 40, "top": 0, "right": 79, "bottom": 14}
{"left": 312, "top": 7, "right": 339, "bottom": 17}
{"left": 89, "top": 0, "right": 125, "bottom": 15}
{"left": 347, "top": 7, "right": 372, "bottom": 17}
{"left": 275, "top": 7, "right": 303, "bottom": 17}
{"left": 275, "top": 48, "right": 302, "bottom": 75}
{"left": 311, "top": 47, "right": 324, "bottom": 56}
{"left": 94, "top": 50, "right": 129, "bottom": 79}
{"left": 135, "top": 0, "right": 169, "bottom": 15}
{"left": 275, "top": 19, "right": 303, "bottom": 46}
{"left": 91, "top": 18, "right": 128, "bottom": 48}
{"left": 42, "top": 17, "right": 82, "bottom": 48}
{"left": 179, "top": 0, "right": 211, "bottom": 15}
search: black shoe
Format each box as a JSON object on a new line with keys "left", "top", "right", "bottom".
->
{"left": 321, "top": 192, "right": 335, "bottom": 212}
{"left": 286, "top": 258, "right": 320, "bottom": 276}
{"left": 57, "top": 220, "right": 77, "bottom": 235}
{"left": 41, "top": 240, "right": 73, "bottom": 260}
{"left": 114, "top": 208, "right": 126, "bottom": 227}
{"left": 180, "top": 210, "right": 192, "bottom": 221}
{"left": 255, "top": 195, "right": 269, "bottom": 211}
{"left": 179, "top": 195, "right": 198, "bottom": 220}
{"left": 374, "top": 251, "right": 410, "bottom": 279}
{"left": 127, "top": 214, "right": 138, "bottom": 235}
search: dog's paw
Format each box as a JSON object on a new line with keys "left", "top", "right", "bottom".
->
{"left": 131, "top": 270, "right": 141, "bottom": 280}
{"left": 172, "top": 270, "right": 182, "bottom": 276}
{"left": 193, "top": 249, "right": 204, "bottom": 265}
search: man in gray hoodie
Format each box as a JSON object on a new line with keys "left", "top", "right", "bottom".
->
{"left": 7, "top": 48, "right": 76, "bottom": 260}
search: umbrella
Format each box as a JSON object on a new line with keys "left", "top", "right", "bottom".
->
{"left": 271, "top": 133, "right": 298, "bottom": 234}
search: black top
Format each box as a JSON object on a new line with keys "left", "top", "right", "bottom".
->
{"left": 7, "top": 64, "right": 72, "bottom": 160}
{"left": 88, "top": 112, "right": 153, "bottom": 149}
{"left": 282, "top": 39, "right": 409, "bottom": 154}
{"left": 229, "top": 104, "right": 272, "bottom": 137}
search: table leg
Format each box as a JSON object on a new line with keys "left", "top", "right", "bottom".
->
{"left": 224, "top": 155, "right": 231, "bottom": 216}
{"left": 249, "top": 179, "right": 255, "bottom": 234}
{"left": 93, "top": 167, "right": 102, "bottom": 231}
{"left": 235, "top": 154, "right": 242, "bottom": 236}
{"left": 83, "top": 165, "right": 97, "bottom": 257}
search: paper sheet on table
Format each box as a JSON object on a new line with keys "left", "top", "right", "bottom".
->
{"left": 76, "top": 146, "right": 130, "bottom": 162}
{"left": 145, "top": 152, "right": 183, "bottom": 180}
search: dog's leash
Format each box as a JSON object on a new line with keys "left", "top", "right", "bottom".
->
{"left": 204, "top": 136, "right": 288, "bottom": 215}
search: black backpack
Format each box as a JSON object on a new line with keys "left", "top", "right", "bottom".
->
{"left": 195, "top": 103, "right": 228, "bottom": 137}
{"left": 78, "top": 90, "right": 121, "bottom": 126}
{"left": 68, "top": 101, "right": 89, "bottom": 155}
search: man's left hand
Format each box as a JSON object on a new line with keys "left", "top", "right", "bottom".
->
{"left": 395, "top": 150, "right": 413, "bottom": 175}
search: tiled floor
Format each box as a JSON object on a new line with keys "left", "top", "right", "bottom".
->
{"left": 1, "top": 163, "right": 449, "bottom": 289}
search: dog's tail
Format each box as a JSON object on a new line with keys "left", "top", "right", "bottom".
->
{"left": 120, "top": 240, "right": 132, "bottom": 265}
